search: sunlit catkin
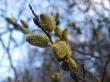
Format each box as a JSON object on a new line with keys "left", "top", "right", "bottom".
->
{"left": 51, "top": 41, "right": 72, "bottom": 61}
{"left": 68, "top": 58, "right": 77, "bottom": 70}
{"left": 40, "top": 13, "right": 56, "bottom": 32}
{"left": 26, "top": 32, "right": 50, "bottom": 47}
{"left": 62, "top": 28, "right": 69, "bottom": 41}
{"left": 51, "top": 72, "right": 60, "bottom": 82}
{"left": 55, "top": 27, "right": 62, "bottom": 38}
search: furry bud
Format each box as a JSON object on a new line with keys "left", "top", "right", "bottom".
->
{"left": 26, "top": 32, "right": 50, "bottom": 47}
{"left": 62, "top": 28, "right": 68, "bottom": 41}
{"left": 67, "top": 22, "right": 76, "bottom": 27}
{"left": 55, "top": 38, "right": 60, "bottom": 43}
{"left": 51, "top": 72, "right": 60, "bottom": 82}
{"left": 68, "top": 58, "right": 77, "bottom": 70}
{"left": 55, "top": 27, "right": 62, "bottom": 38}
{"left": 92, "top": 28, "right": 99, "bottom": 38}
{"left": 51, "top": 41, "right": 71, "bottom": 61}
{"left": 40, "top": 13, "right": 56, "bottom": 32}
{"left": 6, "top": 17, "right": 16, "bottom": 25}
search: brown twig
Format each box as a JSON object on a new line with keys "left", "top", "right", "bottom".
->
{"left": 86, "top": 70, "right": 99, "bottom": 82}
{"left": 78, "top": 62, "right": 99, "bottom": 82}
{"left": 101, "top": 54, "right": 110, "bottom": 82}
{"left": 69, "top": 65, "right": 87, "bottom": 82}
{"left": 82, "top": 64, "right": 86, "bottom": 79}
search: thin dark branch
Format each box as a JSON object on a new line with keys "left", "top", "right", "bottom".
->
{"left": 74, "top": 48, "right": 107, "bottom": 59}
{"left": 86, "top": 70, "right": 99, "bottom": 82}
{"left": 29, "top": 4, "right": 39, "bottom": 20}
{"left": 101, "top": 53, "right": 110, "bottom": 82}
{"left": 78, "top": 62, "right": 99, "bottom": 82}
{"left": 82, "top": 64, "right": 86, "bottom": 79}
{"left": 69, "top": 65, "right": 87, "bottom": 82}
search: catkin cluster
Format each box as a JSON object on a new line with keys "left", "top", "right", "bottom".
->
{"left": 6, "top": 5, "right": 78, "bottom": 75}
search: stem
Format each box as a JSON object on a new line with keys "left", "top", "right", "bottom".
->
{"left": 101, "top": 54, "right": 110, "bottom": 82}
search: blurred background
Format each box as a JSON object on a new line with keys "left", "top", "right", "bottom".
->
{"left": 0, "top": 0, "right": 110, "bottom": 82}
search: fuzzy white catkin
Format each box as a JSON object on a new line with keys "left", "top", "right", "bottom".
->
{"left": 26, "top": 32, "right": 50, "bottom": 47}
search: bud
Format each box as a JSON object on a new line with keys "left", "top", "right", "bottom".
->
{"left": 67, "top": 22, "right": 76, "bottom": 27}
{"left": 68, "top": 58, "right": 77, "bottom": 70}
{"left": 55, "top": 27, "right": 62, "bottom": 38}
{"left": 62, "top": 28, "right": 68, "bottom": 41}
{"left": 55, "top": 38, "right": 60, "bottom": 43}
{"left": 20, "top": 26, "right": 30, "bottom": 34}
{"left": 51, "top": 41, "right": 71, "bottom": 61}
{"left": 103, "top": 17, "right": 109, "bottom": 22}
{"left": 97, "top": 18, "right": 103, "bottom": 23}
{"left": 7, "top": 77, "right": 12, "bottom": 82}
{"left": 92, "top": 28, "right": 99, "bottom": 38}
{"left": 13, "top": 24, "right": 20, "bottom": 30}
{"left": 21, "top": 19, "right": 28, "bottom": 28}
{"left": 26, "top": 32, "right": 50, "bottom": 47}
{"left": 40, "top": 13, "right": 56, "bottom": 32}
{"left": 6, "top": 17, "right": 16, "bottom": 25}
{"left": 76, "top": 26, "right": 81, "bottom": 34}
{"left": 51, "top": 72, "right": 60, "bottom": 82}
{"left": 97, "top": 24, "right": 103, "bottom": 30}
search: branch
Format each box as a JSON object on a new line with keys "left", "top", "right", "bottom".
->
{"left": 0, "top": 31, "right": 18, "bottom": 81}
{"left": 101, "top": 53, "right": 110, "bottom": 82}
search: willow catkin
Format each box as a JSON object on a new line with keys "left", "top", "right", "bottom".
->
{"left": 51, "top": 41, "right": 72, "bottom": 61}
{"left": 55, "top": 27, "right": 62, "bottom": 38}
{"left": 39, "top": 13, "right": 56, "bottom": 32}
{"left": 68, "top": 58, "right": 77, "bottom": 70}
{"left": 26, "top": 32, "right": 50, "bottom": 47}
{"left": 62, "top": 28, "right": 69, "bottom": 41}
{"left": 51, "top": 72, "right": 60, "bottom": 82}
{"left": 54, "top": 38, "right": 60, "bottom": 43}
{"left": 6, "top": 17, "right": 16, "bottom": 25}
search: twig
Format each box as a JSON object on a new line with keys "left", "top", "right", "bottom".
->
{"left": 74, "top": 48, "right": 107, "bottom": 59}
{"left": 78, "top": 62, "right": 99, "bottom": 82}
{"left": 82, "top": 64, "right": 86, "bottom": 79}
{"left": 86, "top": 70, "right": 99, "bottom": 82}
{"left": 101, "top": 54, "right": 110, "bottom": 82}
{"left": 69, "top": 65, "right": 87, "bottom": 82}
